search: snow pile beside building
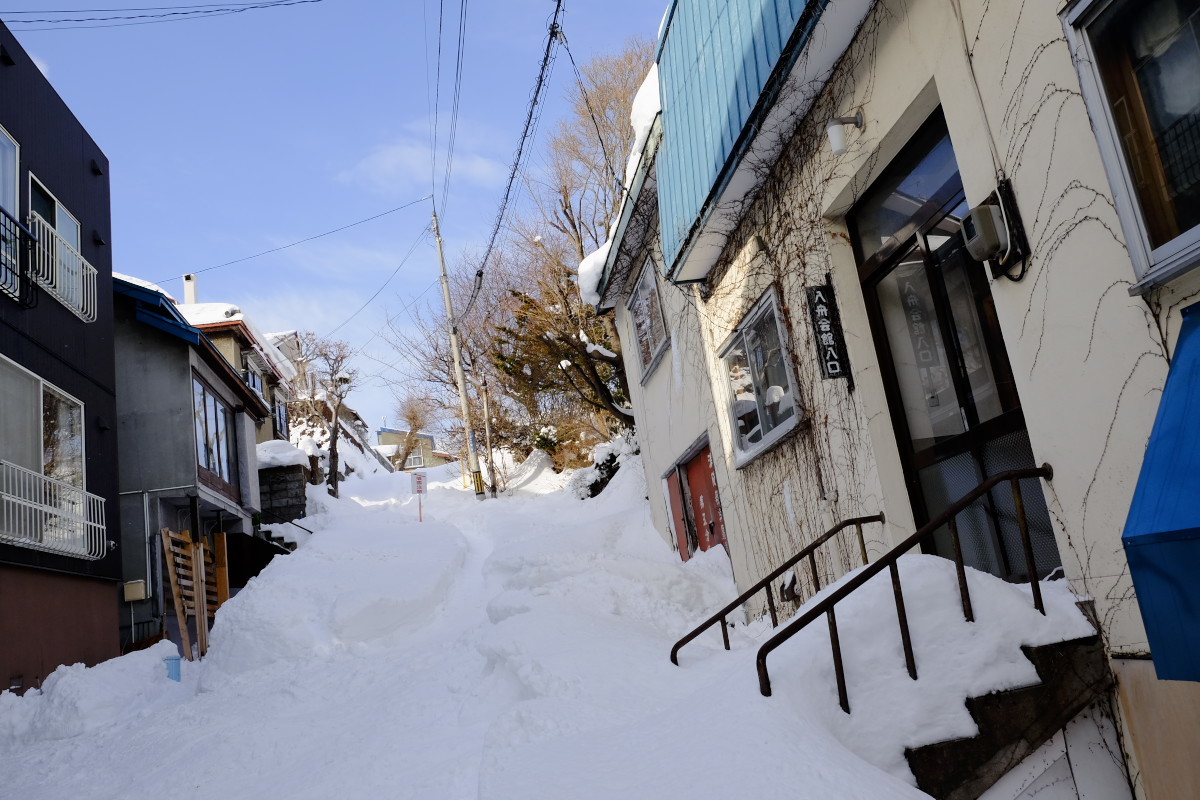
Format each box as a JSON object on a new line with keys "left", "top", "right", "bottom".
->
{"left": 203, "top": 516, "right": 468, "bottom": 681}
{"left": 256, "top": 439, "right": 310, "bottom": 469}
{"left": 566, "top": 428, "right": 639, "bottom": 499}
{"left": 0, "top": 640, "right": 187, "bottom": 744}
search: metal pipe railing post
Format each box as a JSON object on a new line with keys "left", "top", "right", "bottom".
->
{"left": 1012, "top": 479, "right": 1045, "bottom": 614}
{"left": 889, "top": 561, "right": 918, "bottom": 680}
{"left": 949, "top": 517, "right": 974, "bottom": 622}
{"left": 828, "top": 608, "right": 849, "bottom": 713}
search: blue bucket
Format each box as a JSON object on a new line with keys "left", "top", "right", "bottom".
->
{"left": 162, "top": 655, "right": 182, "bottom": 682}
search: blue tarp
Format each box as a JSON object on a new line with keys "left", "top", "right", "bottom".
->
{"left": 1122, "top": 303, "right": 1200, "bottom": 682}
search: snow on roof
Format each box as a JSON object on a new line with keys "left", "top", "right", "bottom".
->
{"left": 177, "top": 302, "right": 243, "bottom": 325}
{"left": 112, "top": 272, "right": 177, "bottom": 303}
{"left": 176, "top": 302, "right": 298, "bottom": 382}
{"left": 257, "top": 440, "right": 310, "bottom": 469}
{"left": 577, "top": 238, "right": 612, "bottom": 307}
{"left": 578, "top": 65, "right": 660, "bottom": 308}
{"left": 624, "top": 64, "right": 661, "bottom": 187}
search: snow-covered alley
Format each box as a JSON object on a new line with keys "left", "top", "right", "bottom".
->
{"left": 0, "top": 455, "right": 1121, "bottom": 800}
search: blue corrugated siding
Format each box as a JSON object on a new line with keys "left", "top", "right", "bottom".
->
{"left": 657, "top": 0, "right": 811, "bottom": 270}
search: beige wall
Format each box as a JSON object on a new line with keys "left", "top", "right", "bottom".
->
{"left": 612, "top": 247, "right": 756, "bottom": 590}
{"left": 1112, "top": 659, "right": 1200, "bottom": 800}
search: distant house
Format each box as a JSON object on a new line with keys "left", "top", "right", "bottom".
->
{"left": 0, "top": 20, "right": 122, "bottom": 691}
{"left": 376, "top": 427, "right": 456, "bottom": 472}
{"left": 112, "top": 275, "right": 280, "bottom": 652}
{"left": 177, "top": 274, "right": 297, "bottom": 446}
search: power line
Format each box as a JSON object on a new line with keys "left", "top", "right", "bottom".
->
{"left": 4, "top": 0, "right": 322, "bottom": 30}
{"left": 438, "top": 0, "right": 468, "bottom": 215}
{"left": 2, "top": 2, "right": 272, "bottom": 11}
{"left": 556, "top": 28, "right": 620, "bottom": 188}
{"left": 324, "top": 226, "right": 431, "bottom": 338}
{"left": 460, "top": 0, "right": 564, "bottom": 321}
{"left": 154, "top": 195, "right": 432, "bottom": 282}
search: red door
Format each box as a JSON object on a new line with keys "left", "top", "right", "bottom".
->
{"left": 685, "top": 446, "right": 727, "bottom": 552}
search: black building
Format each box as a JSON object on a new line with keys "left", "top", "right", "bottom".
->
{"left": 0, "top": 20, "right": 121, "bottom": 690}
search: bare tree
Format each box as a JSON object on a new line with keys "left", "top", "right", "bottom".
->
{"left": 391, "top": 394, "right": 436, "bottom": 470}
{"left": 382, "top": 38, "right": 654, "bottom": 469}
{"left": 299, "top": 332, "right": 360, "bottom": 498}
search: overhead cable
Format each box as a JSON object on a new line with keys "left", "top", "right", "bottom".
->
{"left": 324, "top": 226, "right": 432, "bottom": 338}
{"left": 5, "top": 0, "right": 323, "bottom": 30}
{"left": 157, "top": 193, "right": 431, "bottom": 282}
{"left": 458, "top": 0, "right": 564, "bottom": 323}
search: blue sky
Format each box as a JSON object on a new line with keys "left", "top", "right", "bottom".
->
{"left": 5, "top": 0, "right": 665, "bottom": 431}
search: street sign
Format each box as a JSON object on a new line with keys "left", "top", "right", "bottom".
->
{"left": 411, "top": 471, "right": 427, "bottom": 522}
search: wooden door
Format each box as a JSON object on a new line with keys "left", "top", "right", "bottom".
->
{"left": 683, "top": 445, "right": 727, "bottom": 552}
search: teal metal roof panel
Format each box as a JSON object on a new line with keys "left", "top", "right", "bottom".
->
{"left": 656, "top": 0, "right": 823, "bottom": 273}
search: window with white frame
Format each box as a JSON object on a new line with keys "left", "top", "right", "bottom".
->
{"left": 0, "top": 354, "right": 85, "bottom": 486}
{"left": 1067, "top": 0, "right": 1200, "bottom": 288}
{"left": 720, "top": 291, "right": 799, "bottom": 460}
{"left": 628, "top": 258, "right": 669, "bottom": 375}
{"left": 405, "top": 449, "right": 424, "bottom": 469}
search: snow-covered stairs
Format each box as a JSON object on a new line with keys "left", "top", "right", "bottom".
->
{"left": 904, "top": 632, "right": 1112, "bottom": 800}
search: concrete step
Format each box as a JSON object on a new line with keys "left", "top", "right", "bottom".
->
{"left": 905, "top": 635, "right": 1111, "bottom": 800}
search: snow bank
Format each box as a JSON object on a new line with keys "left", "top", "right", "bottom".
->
{"left": 204, "top": 518, "right": 467, "bottom": 680}
{"left": 504, "top": 449, "right": 573, "bottom": 495}
{"left": 0, "top": 442, "right": 1099, "bottom": 800}
{"left": 0, "top": 641, "right": 188, "bottom": 744}
{"left": 256, "top": 439, "right": 309, "bottom": 469}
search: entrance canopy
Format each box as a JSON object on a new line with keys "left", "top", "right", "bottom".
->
{"left": 1123, "top": 303, "right": 1200, "bottom": 681}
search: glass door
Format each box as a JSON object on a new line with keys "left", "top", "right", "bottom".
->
{"left": 851, "top": 112, "right": 1061, "bottom": 580}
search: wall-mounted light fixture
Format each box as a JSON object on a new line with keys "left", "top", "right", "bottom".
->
{"left": 826, "top": 110, "right": 864, "bottom": 156}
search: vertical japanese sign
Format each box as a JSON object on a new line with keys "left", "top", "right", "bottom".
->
{"left": 806, "top": 283, "right": 852, "bottom": 386}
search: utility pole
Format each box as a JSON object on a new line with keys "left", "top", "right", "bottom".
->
{"left": 481, "top": 376, "right": 497, "bottom": 498}
{"left": 432, "top": 208, "right": 486, "bottom": 500}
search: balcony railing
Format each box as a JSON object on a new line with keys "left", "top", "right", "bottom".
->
{"left": 28, "top": 211, "right": 97, "bottom": 323}
{"left": 0, "top": 458, "right": 107, "bottom": 560}
{"left": 1, "top": 205, "right": 36, "bottom": 307}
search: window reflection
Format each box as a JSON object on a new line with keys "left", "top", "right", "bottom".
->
{"left": 853, "top": 127, "right": 960, "bottom": 261}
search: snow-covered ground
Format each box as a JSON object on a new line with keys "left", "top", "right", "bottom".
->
{"left": 0, "top": 455, "right": 1113, "bottom": 799}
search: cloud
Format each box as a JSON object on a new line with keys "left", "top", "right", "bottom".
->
{"left": 30, "top": 55, "right": 49, "bottom": 77}
{"left": 339, "top": 120, "right": 507, "bottom": 196}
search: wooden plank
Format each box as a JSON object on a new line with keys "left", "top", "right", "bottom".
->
{"left": 216, "top": 533, "right": 231, "bottom": 606}
{"left": 193, "top": 539, "right": 208, "bottom": 657}
{"left": 160, "top": 528, "right": 193, "bottom": 660}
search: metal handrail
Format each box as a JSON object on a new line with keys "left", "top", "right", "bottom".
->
{"left": 670, "top": 514, "right": 886, "bottom": 665}
{"left": 756, "top": 464, "right": 1054, "bottom": 707}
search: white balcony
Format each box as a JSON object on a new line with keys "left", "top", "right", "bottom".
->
{"left": 28, "top": 212, "right": 98, "bottom": 323}
{"left": 0, "top": 459, "right": 107, "bottom": 560}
